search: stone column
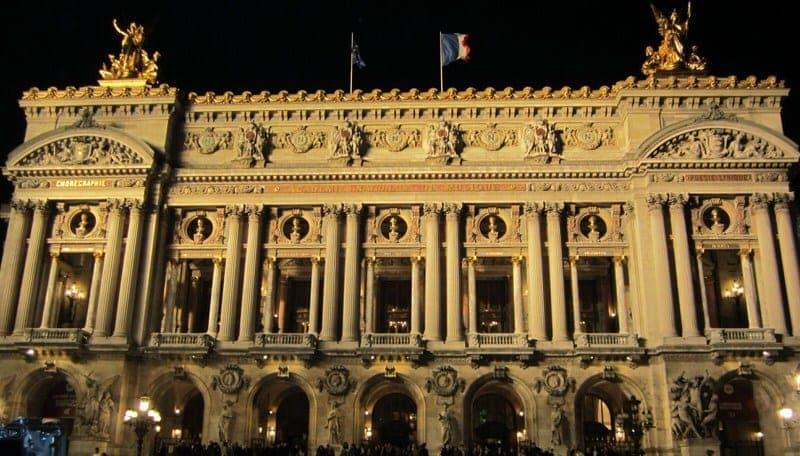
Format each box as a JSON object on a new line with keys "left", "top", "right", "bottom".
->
{"left": 364, "top": 257, "right": 375, "bottom": 334}
{"left": 667, "top": 195, "right": 700, "bottom": 337}
{"left": 695, "top": 249, "right": 711, "bottom": 330}
{"left": 423, "top": 203, "right": 442, "bottom": 341}
{"left": 774, "top": 195, "right": 800, "bottom": 334}
{"left": 206, "top": 257, "right": 224, "bottom": 335}
{"left": 739, "top": 249, "right": 762, "bottom": 329}
{"left": 14, "top": 202, "right": 50, "bottom": 335}
{"left": 511, "top": 256, "right": 525, "bottom": 335}
{"left": 219, "top": 206, "right": 243, "bottom": 342}
{"left": 238, "top": 205, "right": 263, "bottom": 342}
{"left": 613, "top": 256, "right": 630, "bottom": 334}
{"left": 524, "top": 203, "right": 547, "bottom": 341}
{"left": 569, "top": 256, "right": 581, "bottom": 336}
{"left": 546, "top": 203, "right": 568, "bottom": 341}
{"left": 320, "top": 204, "right": 342, "bottom": 342}
{"left": 133, "top": 206, "right": 164, "bottom": 345}
{"left": 0, "top": 201, "right": 31, "bottom": 336}
{"left": 261, "top": 257, "right": 277, "bottom": 334}
{"left": 277, "top": 276, "right": 289, "bottom": 333}
{"left": 93, "top": 201, "right": 127, "bottom": 337}
{"left": 341, "top": 204, "right": 362, "bottom": 342}
{"left": 444, "top": 203, "right": 464, "bottom": 343}
{"left": 647, "top": 194, "right": 677, "bottom": 338}
{"left": 466, "top": 256, "right": 478, "bottom": 336}
{"left": 410, "top": 256, "right": 423, "bottom": 335}
{"left": 113, "top": 201, "right": 145, "bottom": 339}
{"left": 308, "top": 257, "right": 322, "bottom": 335}
{"left": 40, "top": 252, "right": 60, "bottom": 329}
{"left": 83, "top": 251, "right": 104, "bottom": 332}
{"left": 751, "top": 194, "right": 788, "bottom": 333}
{"left": 161, "top": 259, "right": 180, "bottom": 333}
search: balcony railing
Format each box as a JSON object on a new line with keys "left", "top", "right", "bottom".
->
{"left": 468, "top": 333, "right": 530, "bottom": 348}
{"left": 575, "top": 333, "right": 639, "bottom": 348}
{"left": 361, "top": 332, "right": 424, "bottom": 348}
{"left": 149, "top": 333, "right": 215, "bottom": 350}
{"left": 708, "top": 328, "right": 777, "bottom": 344}
{"left": 26, "top": 328, "right": 88, "bottom": 345}
{"left": 255, "top": 333, "right": 317, "bottom": 349}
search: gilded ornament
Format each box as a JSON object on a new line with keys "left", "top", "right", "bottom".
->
{"left": 99, "top": 19, "right": 160, "bottom": 85}
{"left": 328, "top": 121, "right": 364, "bottom": 165}
{"left": 642, "top": 3, "right": 706, "bottom": 76}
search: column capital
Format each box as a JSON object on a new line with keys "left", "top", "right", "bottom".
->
{"left": 646, "top": 193, "right": 667, "bottom": 211}
{"left": 423, "top": 202, "right": 443, "bottom": 215}
{"left": 225, "top": 204, "right": 246, "bottom": 217}
{"left": 569, "top": 255, "right": 580, "bottom": 265}
{"left": 667, "top": 193, "right": 688, "bottom": 209}
{"left": 124, "top": 198, "right": 145, "bottom": 212}
{"left": 738, "top": 247, "right": 753, "bottom": 257}
{"left": 444, "top": 202, "right": 463, "bottom": 216}
{"left": 613, "top": 255, "right": 626, "bottom": 265}
{"left": 365, "top": 255, "right": 377, "bottom": 265}
{"left": 544, "top": 202, "right": 564, "bottom": 215}
{"left": 622, "top": 202, "right": 634, "bottom": 216}
{"left": 523, "top": 202, "right": 543, "bottom": 216}
{"left": 310, "top": 255, "right": 324, "bottom": 265}
{"left": 411, "top": 255, "right": 424, "bottom": 265}
{"left": 104, "top": 198, "right": 126, "bottom": 213}
{"left": 464, "top": 255, "right": 477, "bottom": 265}
{"left": 213, "top": 256, "right": 226, "bottom": 265}
{"left": 322, "top": 203, "right": 344, "bottom": 217}
{"left": 49, "top": 250, "right": 61, "bottom": 259}
{"left": 773, "top": 193, "right": 793, "bottom": 212}
{"left": 31, "top": 200, "right": 51, "bottom": 214}
{"left": 750, "top": 193, "right": 773, "bottom": 210}
{"left": 342, "top": 203, "right": 363, "bottom": 216}
{"left": 10, "top": 199, "right": 31, "bottom": 212}
{"left": 93, "top": 249, "right": 105, "bottom": 259}
{"left": 511, "top": 255, "right": 524, "bottom": 265}
{"left": 245, "top": 204, "right": 264, "bottom": 218}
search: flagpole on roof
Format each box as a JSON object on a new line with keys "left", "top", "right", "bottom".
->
{"left": 439, "top": 31, "right": 444, "bottom": 92}
{"left": 349, "top": 32, "right": 354, "bottom": 94}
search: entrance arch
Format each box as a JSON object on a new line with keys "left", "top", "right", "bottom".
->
{"left": 249, "top": 375, "right": 315, "bottom": 450}
{"left": 716, "top": 371, "right": 785, "bottom": 456}
{"left": 354, "top": 374, "right": 426, "bottom": 447}
{"left": 464, "top": 375, "right": 531, "bottom": 453}
{"left": 149, "top": 372, "right": 210, "bottom": 446}
{"left": 371, "top": 393, "right": 417, "bottom": 446}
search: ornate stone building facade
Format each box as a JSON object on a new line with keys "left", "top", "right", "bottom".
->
{"left": 0, "top": 74, "right": 799, "bottom": 455}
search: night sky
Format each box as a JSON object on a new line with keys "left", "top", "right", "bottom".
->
{"left": 0, "top": 0, "right": 796, "bottom": 195}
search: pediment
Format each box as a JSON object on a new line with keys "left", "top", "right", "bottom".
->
{"left": 5, "top": 127, "right": 156, "bottom": 173}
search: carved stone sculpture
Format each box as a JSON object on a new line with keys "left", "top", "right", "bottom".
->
{"left": 551, "top": 404, "right": 566, "bottom": 447}
{"left": 669, "top": 371, "right": 718, "bottom": 439}
{"left": 317, "top": 365, "right": 355, "bottom": 396}
{"left": 219, "top": 401, "right": 234, "bottom": 443}
{"left": 522, "top": 120, "right": 561, "bottom": 163}
{"left": 425, "top": 366, "right": 465, "bottom": 397}
{"left": 329, "top": 120, "right": 364, "bottom": 165}
{"left": 651, "top": 128, "right": 782, "bottom": 160}
{"left": 17, "top": 136, "right": 143, "bottom": 167}
{"left": 424, "top": 121, "right": 461, "bottom": 165}
{"left": 438, "top": 404, "right": 453, "bottom": 446}
{"left": 534, "top": 365, "right": 576, "bottom": 399}
{"left": 211, "top": 364, "right": 249, "bottom": 395}
{"left": 234, "top": 122, "right": 268, "bottom": 167}
{"left": 325, "top": 400, "right": 342, "bottom": 445}
{"left": 97, "top": 392, "right": 115, "bottom": 436}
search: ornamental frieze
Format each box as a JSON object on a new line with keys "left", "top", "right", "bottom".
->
{"left": 184, "top": 127, "right": 233, "bottom": 154}
{"left": 465, "top": 123, "right": 517, "bottom": 151}
{"left": 563, "top": 123, "right": 616, "bottom": 150}
{"left": 650, "top": 128, "right": 783, "bottom": 160}
{"left": 17, "top": 136, "right": 144, "bottom": 167}
{"left": 372, "top": 125, "right": 421, "bottom": 152}
{"left": 274, "top": 126, "right": 326, "bottom": 154}
{"left": 528, "top": 182, "right": 630, "bottom": 192}
{"left": 316, "top": 365, "right": 355, "bottom": 396}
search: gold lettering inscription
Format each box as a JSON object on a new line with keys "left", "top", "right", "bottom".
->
{"left": 55, "top": 179, "right": 108, "bottom": 188}
{"left": 684, "top": 174, "right": 751, "bottom": 182}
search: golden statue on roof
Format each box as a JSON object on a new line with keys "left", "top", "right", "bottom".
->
{"left": 99, "top": 19, "right": 160, "bottom": 86}
{"left": 642, "top": 2, "right": 706, "bottom": 76}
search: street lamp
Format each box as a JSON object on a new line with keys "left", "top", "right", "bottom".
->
{"left": 124, "top": 395, "right": 161, "bottom": 456}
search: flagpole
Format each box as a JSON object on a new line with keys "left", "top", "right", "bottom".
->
{"left": 439, "top": 32, "right": 444, "bottom": 92}
{"left": 349, "top": 32, "right": 354, "bottom": 93}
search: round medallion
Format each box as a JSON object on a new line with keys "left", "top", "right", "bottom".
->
{"left": 283, "top": 216, "right": 310, "bottom": 242}
{"left": 289, "top": 129, "right": 314, "bottom": 153}
{"left": 70, "top": 210, "right": 96, "bottom": 237}
{"left": 198, "top": 131, "right": 218, "bottom": 154}
{"left": 580, "top": 215, "right": 607, "bottom": 240}
{"left": 703, "top": 207, "right": 730, "bottom": 234}
{"left": 187, "top": 216, "right": 212, "bottom": 243}
{"left": 380, "top": 215, "right": 407, "bottom": 242}
{"left": 479, "top": 215, "right": 507, "bottom": 241}
{"left": 383, "top": 128, "right": 409, "bottom": 152}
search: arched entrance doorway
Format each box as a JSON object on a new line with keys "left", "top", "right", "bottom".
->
{"left": 253, "top": 382, "right": 310, "bottom": 449}
{"left": 575, "top": 378, "right": 646, "bottom": 453}
{"left": 153, "top": 377, "right": 205, "bottom": 445}
{"left": 718, "top": 377, "right": 764, "bottom": 455}
{"left": 371, "top": 393, "right": 417, "bottom": 446}
{"left": 472, "top": 393, "right": 518, "bottom": 451}
{"left": 25, "top": 374, "right": 76, "bottom": 455}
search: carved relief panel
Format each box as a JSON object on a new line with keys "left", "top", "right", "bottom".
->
{"left": 52, "top": 202, "right": 107, "bottom": 241}
{"left": 465, "top": 205, "right": 521, "bottom": 244}
{"left": 267, "top": 207, "right": 322, "bottom": 245}
{"left": 566, "top": 204, "right": 625, "bottom": 244}
{"left": 171, "top": 208, "right": 226, "bottom": 246}
{"left": 365, "top": 206, "right": 421, "bottom": 244}
{"left": 690, "top": 196, "right": 748, "bottom": 237}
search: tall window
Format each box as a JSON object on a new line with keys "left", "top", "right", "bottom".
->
{"left": 477, "top": 279, "right": 510, "bottom": 333}
{"left": 378, "top": 280, "right": 411, "bottom": 333}
{"left": 702, "top": 250, "right": 748, "bottom": 328}
{"left": 285, "top": 279, "right": 310, "bottom": 333}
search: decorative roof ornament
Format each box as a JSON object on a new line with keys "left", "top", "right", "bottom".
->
{"left": 99, "top": 19, "right": 160, "bottom": 87}
{"left": 642, "top": 2, "right": 707, "bottom": 76}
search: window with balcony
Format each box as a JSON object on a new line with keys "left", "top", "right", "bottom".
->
{"left": 377, "top": 280, "right": 411, "bottom": 333}
{"left": 54, "top": 253, "right": 94, "bottom": 328}
{"left": 702, "top": 250, "right": 749, "bottom": 328}
{"left": 477, "top": 278, "right": 510, "bottom": 333}
{"left": 283, "top": 279, "right": 310, "bottom": 333}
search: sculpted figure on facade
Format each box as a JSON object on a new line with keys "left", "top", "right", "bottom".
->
{"left": 669, "top": 371, "right": 718, "bottom": 439}
{"left": 642, "top": 3, "right": 706, "bottom": 75}
{"left": 97, "top": 391, "right": 115, "bottom": 437}
{"left": 235, "top": 122, "right": 268, "bottom": 167}
{"left": 99, "top": 19, "right": 160, "bottom": 83}
{"left": 438, "top": 404, "right": 453, "bottom": 446}
{"left": 325, "top": 400, "right": 342, "bottom": 445}
{"left": 424, "top": 121, "right": 461, "bottom": 165}
{"left": 652, "top": 128, "right": 782, "bottom": 160}
{"left": 550, "top": 404, "right": 566, "bottom": 447}
{"left": 219, "top": 401, "right": 234, "bottom": 443}
{"left": 522, "top": 120, "right": 561, "bottom": 163}
{"left": 17, "top": 136, "right": 142, "bottom": 167}
{"left": 329, "top": 120, "right": 364, "bottom": 165}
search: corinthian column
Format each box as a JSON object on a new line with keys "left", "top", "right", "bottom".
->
{"left": 613, "top": 256, "right": 630, "bottom": 334}
{"left": 647, "top": 194, "right": 677, "bottom": 338}
{"left": 667, "top": 194, "right": 699, "bottom": 337}
{"left": 423, "top": 203, "right": 442, "bottom": 341}
{"left": 524, "top": 203, "right": 547, "bottom": 341}
{"left": 466, "top": 256, "right": 478, "bottom": 336}
{"left": 320, "top": 204, "right": 342, "bottom": 342}
{"left": 218, "top": 206, "right": 243, "bottom": 341}
{"left": 569, "top": 256, "right": 581, "bottom": 336}
{"left": 93, "top": 200, "right": 127, "bottom": 337}
{"left": 0, "top": 201, "right": 31, "bottom": 335}
{"left": 546, "top": 203, "right": 568, "bottom": 341}
{"left": 341, "top": 204, "right": 362, "bottom": 342}
{"left": 410, "top": 256, "right": 423, "bottom": 335}
{"left": 364, "top": 257, "right": 375, "bottom": 334}
{"left": 207, "top": 257, "right": 224, "bottom": 335}
{"left": 444, "top": 203, "right": 463, "bottom": 343}
{"left": 83, "top": 251, "right": 104, "bottom": 332}
{"left": 133, "top": 205, "right": 164, "bottom": 346}
{"left": 40, "top": 252, "right": 60, "bottom": 329}
{"left": 308, "top": 257, "right": 322, "bottom": 335}
{"left": 113, "top": 201, "right": 145, "bottom": 339}
{"left": 261, "top": 257, "right": 277, "bottom": 334}
{"left": 695, "top": 249, "right": 711, "bottom": 331}
{"left": 774, "top": 194, "right": 800, "bottom": 335}
{"left": 739, "top": 249, "right": 762, "bottom": 328}
{"left": 14, "top": 202, "right": 50, "bottom": 335}
{"left": 512, "top": 256, "right": 524, "bottom": 335}
{"left": 751, "top": 194, "right": 788, "bottom": 333}
{"left": 238, "top": 205, "right": 263, "bottom": 342}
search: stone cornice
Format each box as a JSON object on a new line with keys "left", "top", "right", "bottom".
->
{"left": 20, "top": 84, "right": 177, "bottom": 102}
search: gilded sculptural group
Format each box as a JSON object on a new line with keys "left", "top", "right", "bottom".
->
{"left": 99, "top": 19, "right": 160, "bottom": 84}
{"left": 642, "top": 3, "right": 707, "bottom": 76}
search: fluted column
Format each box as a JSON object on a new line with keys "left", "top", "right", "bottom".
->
{"left": 647, "top": 194, "right": 677, "bottom": 338}
{"left": 161, "top": 259, "right": 179, "bottom": 333}
{"left": 308, "top": 257, "right": 322, "bottom": 335}
{"left": 569, "top": 256, "right": 581, "bottom": 336}
{"left": 14, "top": 202, "right": 50, "bottom": 335}
{"left": 524, "top": 203, "right": 547, "bottom": 341}
{"left": 83, "top": 251, "right": 105, "bottom": 332}
{"left": 695, "top": 249, "right": 711, "bottom": 330}
{"left": 774, "top": 194, "right": 800, "bottom": 334}
{"left": 739, "top": 249, "right": 761, "bottom": 328}
{"left": 410, "top": 256, "right": 423, "bottom": 335}
{"left": 277, "top": 276, "right": 288, "bottom": 333}
{"left": 512, "top": 256, "right": 524, "bottom": 334}
{"left": 423, "top": 203, "right": 442, "bottom": 341}
{"left": 0, "top": 201, "right": 31, "bottom": 335}
{"left": 546, "top": 203, "right": 568, "bottom": 341}
{"left": 444, "top": 203, "right": 463, "bottom": 343}
{"left": 39, "top": 252, "right": 60, "bottom": 328}
{"left": 341, "top": 204, "right": 362, "bottom": 342}
{"left": 320, "top": 204, "right": 342, "bottom": 342}
{"left": 238, "top": 205, "right": 263, "bottom": 342}
{"left": 751, "top": 194, "right": 788, "bottom": 333}
{"left": 206, "top": 257, "right": 224, "bottom": 335}
{"left": 133, "top": 206, "right": 164, "bottom": 345}
{"left": 93, "top": 201, "right": 127, "bottom": 337}
{"left": 668, "top": 194, "right": 700, "bottom": 337}
{"left": 113, "top": 201, "right": 144, "bottom": 338}
{"left": 261, "top": 257, "right": 277, "bottom": 333}
{"left": 364, "top": 257, "right": 375, "bottom": 333}
{"left": 466, "top": 256, "right": 478, "bottom": 335}
{"left": 219, "top": 206, "right": 243, "bottom": 341}
{"left": 613, "top": 256, "right": 630, "bottom": 334}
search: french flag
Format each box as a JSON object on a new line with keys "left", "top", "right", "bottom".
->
{"left": 441, "top": 33, "right": 470, "bottom": 66}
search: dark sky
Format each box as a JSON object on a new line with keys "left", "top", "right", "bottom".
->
{"left": 0, "top": 0, "right": 796, "bottom": 182}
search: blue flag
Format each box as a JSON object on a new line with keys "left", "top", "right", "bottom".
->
{"left": 441, "top": 33, "right": 470, "bottom": 66}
